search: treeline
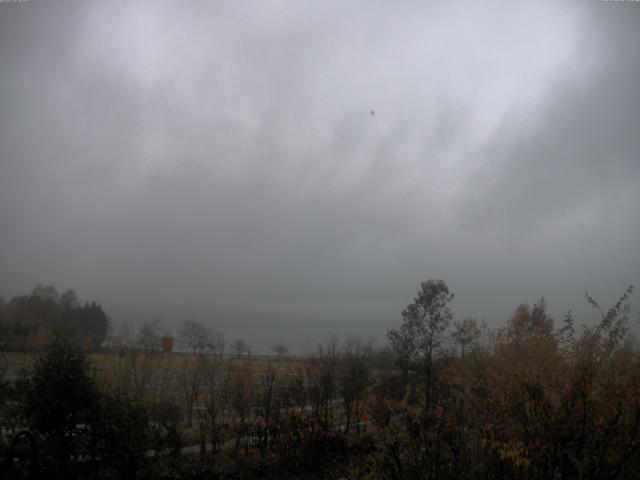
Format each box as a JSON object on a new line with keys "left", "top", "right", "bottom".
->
{"left": 0, "top": 285, "right": 109, "bottom": 351}
{"left": 1, "top": 280, "right": 639, "bottom": 480}
{"left": 377, "top": 281, "right": 640, "bottom": 479}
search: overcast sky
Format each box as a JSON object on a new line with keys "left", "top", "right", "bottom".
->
{"left": 1, "top": 1, "right": 639, "bottom": 352}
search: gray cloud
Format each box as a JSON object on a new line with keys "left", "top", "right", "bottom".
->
{"left": 1, "top": 1, "right": 638, "bottom": 352}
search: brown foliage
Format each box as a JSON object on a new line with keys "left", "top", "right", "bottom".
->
{"left": 366, "top": 287, "right": 640, "bottom": 480}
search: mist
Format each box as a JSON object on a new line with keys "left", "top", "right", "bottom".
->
{"left": 1, "top": 1, "right": 639, "bottom": 352}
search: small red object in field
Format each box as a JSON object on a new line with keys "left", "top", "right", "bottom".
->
{"left": 160, "top": 335, "right": 174, "bottom": 353}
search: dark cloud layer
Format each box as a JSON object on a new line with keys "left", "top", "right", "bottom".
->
{"left": 1, "top": 1, "right": 638, "bottom": 352}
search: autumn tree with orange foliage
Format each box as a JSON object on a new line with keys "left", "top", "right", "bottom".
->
{"left": 370, "top": 284, "right": 640, "bottom": 480}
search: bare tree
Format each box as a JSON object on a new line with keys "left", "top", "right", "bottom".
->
{"left": 136, "top": 318, "right": 163, "bottom": 352}
{"left": 177, "top": 355, "right": 205, "bottom": 427}
{"left": 229, "top": 362, "right": 255, "bottom": 457}
{"left": 207, "top": 330, "right": 227, "bottom": 357}
{"left": 255, "top": 365, "right": 283, "bottom": 460}
{"left": 179, "top": 319, "right": 210, "bottom": 354}
{"left": 196, "top": 355, "right": 229, "bottom": 455}
{"left": 339, "top": 335, "right": 374, "bottom": 434}
{"left": 308, "top": 336, "right": 340, "bottom": 428}
{"left": 232, "top": 338, "right": 250, "bottom": 357}
{"left": 272, "top": 343, "right": 289, "bottom": 358}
